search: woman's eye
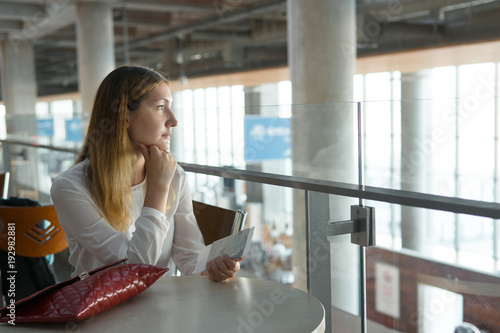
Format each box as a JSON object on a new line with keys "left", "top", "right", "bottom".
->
{"left": 157, "top": 105, "right": 165, "bottom": 110}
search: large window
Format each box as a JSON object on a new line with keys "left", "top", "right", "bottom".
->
{"left": 169, "top": 63, "right": 499, "bottom": 273}
{"left": 358, "top": 63, "right": 500, "bottom": 272}
{"left": 172, "top": 85, "right": 245, "bottom": 204}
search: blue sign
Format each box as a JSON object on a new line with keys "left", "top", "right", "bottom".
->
{"left": 66, "top": 118, "right": 83, "bottom": 142}
{"left": 37, "top": 119, "right": 54, "bottom": 137}
{"left": 244, "top": 117, "right": 291, "bottom": 161}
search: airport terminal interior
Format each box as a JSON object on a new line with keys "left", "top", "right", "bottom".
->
{"left": 1, "top": 0, "right": 500, "bottom": 332}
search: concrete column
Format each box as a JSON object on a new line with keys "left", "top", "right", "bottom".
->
{"left": 0, "top": 40, "right": 38, "bottom": 136}
{"left": 400, "top": 70, "right": 433, "bottom": 252}
{"left": 1, "top": 40, "right": 39, "bottom": 197}
{"left": 76, "top": 2, "right": 115, "bottom": 114}
{"left": 288, "top": 0, "right": 358, "bottom": 318}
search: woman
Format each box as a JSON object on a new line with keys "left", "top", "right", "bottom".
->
{"left": 50, "top": 65, "right": 239, "bottom": 281}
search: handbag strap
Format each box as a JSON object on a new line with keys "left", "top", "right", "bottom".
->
{"left": 85, "top": 258, "right": 128, "bottom": 277}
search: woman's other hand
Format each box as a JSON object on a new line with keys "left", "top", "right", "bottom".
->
{"left": 204, "top": 254, "right": 242, "bottom": 282}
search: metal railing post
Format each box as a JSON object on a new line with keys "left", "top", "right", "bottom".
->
{"left": 306, "top": 190, "right": 332, "bottom": 332}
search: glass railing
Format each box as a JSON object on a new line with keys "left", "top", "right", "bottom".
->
{"left": 1, "top": 98, "right": 499, "bottom": 333}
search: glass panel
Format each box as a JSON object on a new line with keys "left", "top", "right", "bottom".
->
{"left": 3, "top": 82, "right": 497, "bottom": 203}
{"left": 365, "top": 200, "right": 500, "bottom": 333}
{"left": 189, "top": 178, "right": 296, "bottom": 285}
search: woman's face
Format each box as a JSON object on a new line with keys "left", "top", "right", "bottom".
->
{"left": 127, "top": 82, "right": 177, "bottom": 152}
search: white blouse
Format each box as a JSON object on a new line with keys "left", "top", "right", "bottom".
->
{"left": 50, "top": 160, "right": 204, "bottom": 276}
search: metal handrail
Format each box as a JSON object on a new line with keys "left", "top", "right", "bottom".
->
{"left": 3, "top": 137, "right": 500, "bottom": 219}
{"left": 179, "top": 162, "right": 500, "bottom": 219}
{"left": 0, "top": 138, "right": 80, "bottom": 154}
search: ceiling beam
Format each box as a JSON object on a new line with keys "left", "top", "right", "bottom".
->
{"left": 0, "top": 20, "right": 23, "bottom": 31}
{"left": 0, "top": 3, "right": 44, "bottom": 19}
{"left": 119, "top": 0, "right": 286, "bottom": 51}
{"left": 118, "top": 1, "right": 214, "bottom": 13}
{"left": 191, "top": 31, "right": 251, "bottom": 43}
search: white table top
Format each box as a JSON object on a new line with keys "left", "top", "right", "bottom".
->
{"left": 2, "top": 276, "right": 325, "bottom": 333}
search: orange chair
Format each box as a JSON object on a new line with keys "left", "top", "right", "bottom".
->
{"left": 0, "top": 204, "right": 69, "bottom": 305}
{"left": 193, "top": 200, "right": 247, "bottom": 246}
{"left": 0, "top": 205, "right": 68, "bottom": 257}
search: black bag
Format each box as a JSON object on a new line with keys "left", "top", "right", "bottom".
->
{"left": 0, "top": 197, "right": 57, "bottom": 305}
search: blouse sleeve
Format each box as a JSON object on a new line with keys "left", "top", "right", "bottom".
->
{"left": 50, "top": 177, "right": 170, "bottom": 269}
{"left": 170, "top": 170, "right": 205, "bottom": 275}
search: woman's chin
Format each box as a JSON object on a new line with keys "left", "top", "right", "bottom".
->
{"left": 157, "top": 143, "right": 170, "bottom": 152}
{"left": 158, "top": 138, "right": 171, "bottom": 152}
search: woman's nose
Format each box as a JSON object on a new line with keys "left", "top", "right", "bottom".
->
{"left": 167, "top": 110, "right": 178, "bottom": 127}
{"left": 170, "top": 117, "right": 178, "bottom": 127}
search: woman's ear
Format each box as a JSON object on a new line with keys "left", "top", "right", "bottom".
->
{"left": 126, "top": 115, "right": 130, "bottom": 128}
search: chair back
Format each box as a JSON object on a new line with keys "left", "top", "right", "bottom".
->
{"left": 193, "top": 200, "right": 247, "bottom": 245}
{"left": 0, "top": 205, "right": 68, "bottom": 257}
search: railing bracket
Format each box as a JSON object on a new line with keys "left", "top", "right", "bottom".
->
{"left": 328, "top": 205, "right": 375, "bottom": 247}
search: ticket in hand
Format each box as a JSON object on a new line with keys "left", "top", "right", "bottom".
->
{"left": 193, "top": 227, "right": 254, "bottom": 274}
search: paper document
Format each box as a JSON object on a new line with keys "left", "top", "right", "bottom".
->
{"left": 193, "top": 227, "right": 254, "bottom": 274}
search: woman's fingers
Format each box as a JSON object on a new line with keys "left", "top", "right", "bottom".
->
{"left": 206, "top": 255, "right": 241, "bottom": 281}
{"left": 147, "top": 144, "right": 162, "bottom": 158}
{"left": 206, "top": 260, "right": 223, "bottom": 281}
{"left": 139, "top": 144, "right": 177, "bottom": 176}
{"left": 136, "top": 142, "right": 166, "bottom": 159}
{"left": 222, "top": 254, "right": 239, "bottom": 271}
{"left": 136, "top": 142, "right": 150, "bottom": 160}
{"left": 136, "top": 143, "right": 177, "bottom": 196}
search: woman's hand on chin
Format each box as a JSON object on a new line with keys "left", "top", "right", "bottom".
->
{"left": 137, "top": 142, "right": 177, "bottom": 211}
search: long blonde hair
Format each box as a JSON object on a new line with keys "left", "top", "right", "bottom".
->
{"left": 77, "top": 66, "right": 170, "bottom": 232}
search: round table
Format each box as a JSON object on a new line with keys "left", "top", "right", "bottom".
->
{"left": 3, "top": 276, "right": 325, "bottom": 333}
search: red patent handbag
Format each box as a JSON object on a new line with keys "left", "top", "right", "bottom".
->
{"left": 0, "top": 259, "right": 168, "bottom": 323}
